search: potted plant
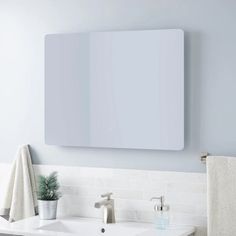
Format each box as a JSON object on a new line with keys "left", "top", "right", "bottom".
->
{"left": 37, "top": 171, "right": 61, "bottom": 220}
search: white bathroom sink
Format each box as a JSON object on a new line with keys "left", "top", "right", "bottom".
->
{"left": 0, "top": 216, "right": 195, "bottom": 236}
{"left": 37, "top": 219, "right": 148, "bottom": 236}
{"left": 36, "top": 218, "right": 195, "bottom": 236}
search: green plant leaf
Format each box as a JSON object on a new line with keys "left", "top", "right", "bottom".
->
{"left": 37, "top": 171, "right": 61, "bottom": 201}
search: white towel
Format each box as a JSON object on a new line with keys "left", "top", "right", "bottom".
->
{"left": 207, "top": 156, "right": 236, "bottom": 236}
{"left": 0, "top": 145, "right": 38, "bottom": 222}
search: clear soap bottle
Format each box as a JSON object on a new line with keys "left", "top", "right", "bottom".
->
{"left": 150, "top": 196, "right": 170, "bottom": 230}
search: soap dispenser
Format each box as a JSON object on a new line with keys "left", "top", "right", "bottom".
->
{"left": 150, "top": 196, "right": 170, "bottom": 230}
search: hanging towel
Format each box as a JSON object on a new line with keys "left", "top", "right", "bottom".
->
{"left": 0, "top": 145, "right": 38, "bottom": 222}
{"left": 207, "top": 156, "right": 236, "bottom": 236}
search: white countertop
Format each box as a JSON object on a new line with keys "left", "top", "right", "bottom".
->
{"left": 0, "top": 216, "right": 195, "bottom": 236}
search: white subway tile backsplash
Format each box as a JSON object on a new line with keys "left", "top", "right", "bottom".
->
{"left": 0, "top": 163, "right": 207, "bottom": 236}
{"left": 142, "top": 185, "right": 167, "bottom": 200}
{"left": 166, "top": 192, "right": 206, "bottom": 206}
{"left": 171, "top": 204, "right": 196, "bottom": 215}
{"left": 167, "top": 182, "right": 207, "bottom": 194}
{"left": 115, "top": 189, "right": 143, "bottom": 199}
{"left": 79, "top": 167, "right": 114, "bottom": 178}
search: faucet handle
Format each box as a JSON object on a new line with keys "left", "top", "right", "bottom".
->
{"left": 101, "top": 192, "right": 113, "bottom": 200}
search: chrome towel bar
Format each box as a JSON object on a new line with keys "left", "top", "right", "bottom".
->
{"left": 200, "top": 152, "right": 209, "bottom": 164}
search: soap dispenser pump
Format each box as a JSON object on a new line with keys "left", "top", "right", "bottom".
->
{"left": 150, "top": 196, "right": 170, "bottom": 230}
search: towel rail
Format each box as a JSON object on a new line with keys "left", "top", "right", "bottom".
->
{"left": 200, "top": 152, "right": 209, "bottom": 164}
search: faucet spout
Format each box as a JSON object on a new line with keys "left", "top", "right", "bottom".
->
{"left": 94, "top": 200, "right": 109, "bottom": 208}
{"left": 94, "top": 193, "right": 116, "bottom": 224}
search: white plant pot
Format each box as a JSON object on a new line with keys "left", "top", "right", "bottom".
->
{"left": 38, "top": 200, "right": 58, "bottom": 220}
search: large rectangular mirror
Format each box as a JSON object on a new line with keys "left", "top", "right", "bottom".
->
{"left": 45, "top": 29, "right": 184, "bottom": 150}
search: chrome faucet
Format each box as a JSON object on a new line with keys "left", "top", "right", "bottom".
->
{"left": 94, "top": 192, "right": 116, "bottom": 224}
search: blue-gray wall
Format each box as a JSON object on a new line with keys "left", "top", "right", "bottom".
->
{"left": 0, "top": 0, "right": 236, "bottom": 172}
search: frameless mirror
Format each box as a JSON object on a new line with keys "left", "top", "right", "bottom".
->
{"left": 45, "top": 29, "right": 184, "bottom": 150}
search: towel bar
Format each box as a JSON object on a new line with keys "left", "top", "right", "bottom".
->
{"left": 200, "top": 152, "right": 209, "bottom": 164}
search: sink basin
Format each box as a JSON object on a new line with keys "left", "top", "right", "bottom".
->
{"left": 37, "top": 219, "right": 148, "bottom": 236}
